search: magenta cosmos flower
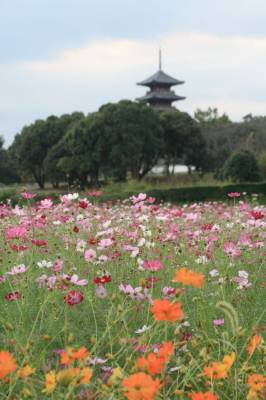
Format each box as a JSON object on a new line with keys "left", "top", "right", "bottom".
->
{"left": 143, "top": 259, "right": 164, "bottom": 272}
{"left": 5, "top": 291, "right": 21, "bottom": 301}
{"left": 64, "top": 290, "right": 84, "bottom": 306}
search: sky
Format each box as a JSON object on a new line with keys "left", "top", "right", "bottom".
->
{"left": 1, "top": 0, "right": 266, "bottom": 146}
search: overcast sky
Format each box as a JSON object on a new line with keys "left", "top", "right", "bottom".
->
{"left": 1, "top": 0, "right": 266, "bottom": 146}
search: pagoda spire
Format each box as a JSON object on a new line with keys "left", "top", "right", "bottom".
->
{"left": 159, "top": 48, "right": 162, "bottom": 71}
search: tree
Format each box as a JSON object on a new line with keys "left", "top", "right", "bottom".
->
{"left": 99, "top": 100, "right": 163, "bottom": 181}
{"left": 57, "top": 112, "right": 105, "bottom": 188}
{"left": 194, "top": 107, "right": 231, "bottom": 127}
{"left": 10, "top": 112, "right": 84, "bottom": 188}
{"left": 258, "top": 151, "right": 266, "bottom": 179}
{"left": 220, "top": 150, "right": 262, "bottom": 182}
{"left": 160, "top": 110, "right": 206, "bottom": 175}
{"left": 0, "top": 136, "right": 20, "bottom": 184}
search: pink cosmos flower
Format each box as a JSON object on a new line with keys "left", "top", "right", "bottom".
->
{"left": 5, "top": 226, "right": 27, "bottom": 240}
{"left": 213, "top": 319, "right": 225, "bottom": 326}
{"left": 84, "top": 248, "right": 97, "bottom": 262}
{"left": 131, "top": 193, "right": 147, "bottom": 204}
{"left": 70, "top": 274, "right": 88, "bottom": 286}
{"left": 21, "top": 192, "right": 36, "bottom": 200}
{"left": 95, "top": 284, "right": 107, "bottom": 298}
{"left": 53, "top": 259, "right": 64, "bottom": 273}
{"left": 87, "top": 191, "right": 103, "bottom": 197}
{"left": 143, "top": 259, "right": 164, "bottom": 272}
{"left": 224, "top": 241, "right": 242, "bottom": 258}
{"left": 6, "top": 264, "right": 27, "bottom": 275}
{"left": 228, "top": 192, "right": 241, "bottom": 198}
{"left": 39, "top": 198, "right": 53, "bottom": 209}
{"left": 97, "top": 238, "right": 113, "bottom": 249}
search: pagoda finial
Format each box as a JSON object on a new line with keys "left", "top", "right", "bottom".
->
{"left": 159, "top": 47, "right": 162, "bottom": 70}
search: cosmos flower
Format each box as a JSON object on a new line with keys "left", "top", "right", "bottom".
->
{"left": 64, "top": 291, "right": 84, "bottom": 306}
{"left": 151, "top": 299, "right": 184, "bottom": 322}
{"left": 123, "top": 372, "right": 161, "bottom": 400}
{"left": 0, "top": 351, "right": 18, "bottom": 379}
{"left": 173, "top": 268, "right": 205, "bottom": 288}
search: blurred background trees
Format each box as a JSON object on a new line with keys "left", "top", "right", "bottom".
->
{"left": 1, "top": 104, "right": 265, "bottom": 188}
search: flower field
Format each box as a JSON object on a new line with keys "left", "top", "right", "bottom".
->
{"left": 0, "top": 192, "right": 265, "bottom": 399}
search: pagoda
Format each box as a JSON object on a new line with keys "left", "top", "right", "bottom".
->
{"left": 136, "top": 50, "right": 185, "bottom": 110}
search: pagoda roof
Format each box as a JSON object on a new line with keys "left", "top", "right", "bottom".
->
{"left": 137, "top": 69, "right": 184, "bottom": 87}
{"left": 137, "top": 92, "right": 186, "bottom": 102}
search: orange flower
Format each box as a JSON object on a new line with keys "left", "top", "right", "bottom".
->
{"left": 158, "top": 342, "right": 174, "bottom": 362}
{"left": 247, "top": 334, "right": 262, "bottom": 356}
{"left": 247, "top": 374, "right": 266, "bottom": 392}
{"left": 123, "top": 372, "right": 161, "bottom": 400}
{"left": 60, "top": 346, "right": 89, "bottom": 365}
{"left": 0, "top": 351, "right": 17, "bottom": 379}
{"left": 189, "top": 391, "right": 219, "bottom": 400}
{"left": 173, "top": 267, "right": 205, "bottom": 288}
{"left": 43, "top": 370, "right": 56, "bottom": 394}
{"left": 203, "top": 352, "right": 236, "bottom": 380}
{"left": 151, "top": 299, "right": 184, "bottom": 322}
{"left": 17, "top": 365, "right": 36, "bottom": 378}
{"left": 137, "top": 353, "right": 166, "bottom": 375}
{"left": 56, "top": 367, "right": 93, "bottom": 386}
{"left": 137, "top": 342, "right": 174, "bottom": 376}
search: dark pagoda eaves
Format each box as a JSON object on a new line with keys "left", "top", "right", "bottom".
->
{"left": 137, "top": 93, "right": 186, "bottom": 102}
{"left": 137, "top": 69, "right": 184, "bottom": 87}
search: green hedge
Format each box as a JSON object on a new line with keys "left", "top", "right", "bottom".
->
{"left": 0, "top": 182, "right": 266, "bottom": 206}
{"left": 98, "top": 182, "right": 266, "bottom": 204}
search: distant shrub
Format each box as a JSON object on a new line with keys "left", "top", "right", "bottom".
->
{"left": 220, "top": 150, "right": 262, "bottom": 182}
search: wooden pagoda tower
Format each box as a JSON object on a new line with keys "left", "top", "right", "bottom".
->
{"left": 136, "top": 50, "right": 185, "bottom": 110}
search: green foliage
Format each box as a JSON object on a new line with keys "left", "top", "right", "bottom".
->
{"left": 258, "top": 151, "right": 266, "bottom": 179}
{"left": 0, "top": 136, "right": 20, "bottom": 184}
{"left": 160, "top": 110, "right": 207, "bottom": 174}
{"left": 220, "top": 150, "right": 262, "bottom": 182}
{"left": 10, "top": 113, "right": 84, "bottom": 188}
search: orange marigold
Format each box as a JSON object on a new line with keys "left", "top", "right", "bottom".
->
{"left": 123, "top": 372, "right": 161, "bottom": 400}
{"left": 203, "top": 352, "right": 236, "bottom": 380}
{"left": 0, "top": 351, "right": 17, "bottom": 379}
{"left": 247, "top": 334, "right": 263, "bottom": 356}
{"left": 151, "top": 299, "right": 184, "bottom": 322}
{"left": 173, "top": 267, "right": 205, "bottom": 288}
{"left": 189, "top": 391, "right": 219, "bottom": 400}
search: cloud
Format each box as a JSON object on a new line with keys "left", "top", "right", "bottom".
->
{"left": 1, "top": 31, "right": 266, "bottom": 145}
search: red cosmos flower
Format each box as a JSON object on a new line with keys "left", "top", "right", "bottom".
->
{"left": 31, "top": 239, "right": 48, "bottom": 247}
{"left": 73, "top": 226, "right": 79, "bottom": 233}
{"left": 10, "top": 244, "right": 28, "bottom": 252}
{"left": 78, "top": 200, "right": 89, "bottom": 209}
{"left": 64, "top": 290, "right": 84, "bottom": 306}
{"left": 202, "top": 223, "right": 213, "bottom": 231}
{"left": 250, "top": 210, "right": 264, "bottom": 220}
{"left": 5, "top": 291, "right": 21, "bottom": 301}
{"left": 94, "top": 275, "right": 112, "bottom": 285}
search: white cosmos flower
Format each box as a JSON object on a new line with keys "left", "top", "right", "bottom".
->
{"left": 135, "top": 325, "right": 151, "bottom": 334}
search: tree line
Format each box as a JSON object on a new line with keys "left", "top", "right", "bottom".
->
{"left": 0, "top": 102, "right": 265, "bottom": 188}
